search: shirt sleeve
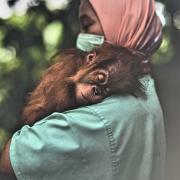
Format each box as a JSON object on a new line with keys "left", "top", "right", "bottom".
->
{"left": 10, "top": 112, "right": 87, "bottom": 180}
{"left": 9, "top": 108, "right": 112, "bottom": 180}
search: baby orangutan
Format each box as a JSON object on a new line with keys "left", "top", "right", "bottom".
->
{"left": 22, "top": 43, "right": 145, "bottom": 126}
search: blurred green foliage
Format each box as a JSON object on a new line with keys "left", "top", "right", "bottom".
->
{"left": 152, "top": 29, "right": 174, "bottom": 65}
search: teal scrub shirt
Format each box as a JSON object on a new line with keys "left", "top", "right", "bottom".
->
{"left": 10, "top": 75, "right": 166, "bottom": 180}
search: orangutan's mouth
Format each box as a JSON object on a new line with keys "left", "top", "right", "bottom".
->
{"left": 81, "top": 92, "right": 91, "bottom": 104}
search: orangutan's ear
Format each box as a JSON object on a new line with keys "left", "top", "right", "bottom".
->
{"left": 86, "top": 51, "right": 97, "bottom": 64}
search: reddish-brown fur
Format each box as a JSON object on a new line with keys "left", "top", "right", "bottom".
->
{"left": 21, "top": 43, "right": 145, "bottom": 126}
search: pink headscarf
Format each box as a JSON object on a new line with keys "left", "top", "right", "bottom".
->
{"left": 89, "top": 0, "right": 162, "bottom": 55}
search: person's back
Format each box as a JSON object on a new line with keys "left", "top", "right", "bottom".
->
{"left": 63, "top": 75, "right": 165, "bottom": 180}
{"left": 8, "top": 75, "right": 165, "bottom": 180}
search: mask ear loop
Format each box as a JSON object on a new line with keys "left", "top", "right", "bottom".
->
{"left": 103, "top": 40, "right": 113, "bottom": 45}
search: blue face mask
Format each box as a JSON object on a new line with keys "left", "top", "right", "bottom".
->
{"left": 76, "top": 33, "right": 105, "bottom": 52}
